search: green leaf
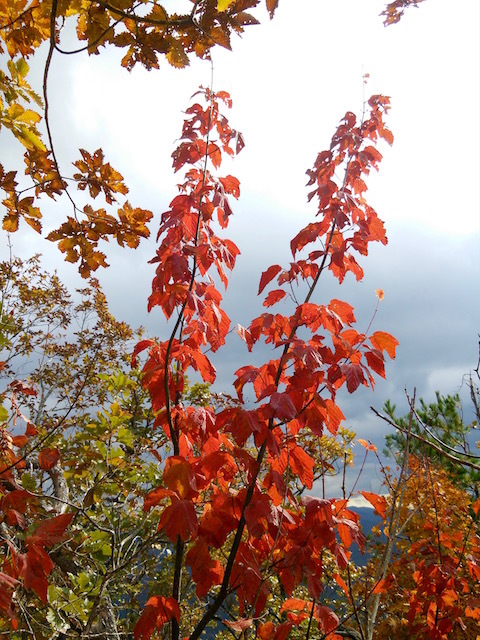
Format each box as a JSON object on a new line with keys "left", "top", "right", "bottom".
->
{"left": 0, "top": 404, "right": 8, "bottom": 422}
{"left": 46, "top": 605, "right": 70, "bottom": 634}
{"left": 117, "top": 426, "right": 134, "bottom": 448}
{"left": 95, "top": 440, "right": 107, "bottom": 458}
{"left": 15, "top": 58, "right": 29, "bottom": 78}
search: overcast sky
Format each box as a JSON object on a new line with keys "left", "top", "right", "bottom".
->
{"left": 2, "top": 0, "right": 479, "bottom": 495}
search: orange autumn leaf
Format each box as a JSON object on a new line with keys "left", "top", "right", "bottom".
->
{"left": 357, "top": 438, "right": 378, "bottom": 452}
{"left": 370, "top": 330, "right": 399, "bottom": 358}
{"left": 360, "top": 491, "right": 387, "bottom": 519}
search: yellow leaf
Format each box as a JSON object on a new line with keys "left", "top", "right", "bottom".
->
{"left": 166, "top": 41, "right": 190, "bottom": 68}
{"left": 18, "top": 126, "right": 46, "bottom": 151}
{"left": 7, "top": 103, "right": 24, "bottom": 120}
{"left": 15, "top": 58, "right": 29, "bottom": 78}
{"left": 16, "top": 109, "right": 41, "bottom": 125}
{"left": 217, "top": 0, "right": 235, "bottom": 10}
{"left": 25, "top": 217, "right": 42, "bottom": 233}
{"left": 2, "top": 214, "right": 19, "bottom": 232}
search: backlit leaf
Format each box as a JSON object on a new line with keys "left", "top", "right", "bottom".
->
{"left": 370, "top": 330, "right": 399, "bottom": 358}
{"left": 258, "top": 264, "right": 282, "bottom": 294}
{"left": 163, "top": 456, "right": 198, "bottom": 500}
{"left": 263, "top": 289, "right": 286, "bottom": 307}
{"left": 341, "top": 363, "right": 366, "bottom": 393}
{"left": 29, "top": 513, "right": 74, "bottom": 547}
{"left": 134, "top": 596, "right": 180, "bottom": 640}
{"left": 225, "top": 618, "right": 254, "bottom": 632}
{"left": 217, "top": 0, "right": 236, "bottom": 12}
{"left": 158, "top": 499, "right": 198, "bottom": 542}
{"left": 266, "top": 0, "right": 279, "bottom": 18}
{"left": 38, "top": 448, "right": 60, "bottom": 470}
{"left": 359, "top": 491, "right": 387, "bottom": 519}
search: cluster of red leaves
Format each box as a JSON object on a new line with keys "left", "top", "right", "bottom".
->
{"left": 133, "top": 87, "right": 398, "bottom": 640}
{"left": 236, "top": 95, "right": 397, "bottom": 406}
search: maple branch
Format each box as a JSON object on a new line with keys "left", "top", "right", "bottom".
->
{"left": 246, "top": 431, "right": 292, "bottom": 620}
{"left": 271, "top": 116, "right": 367, "bottom": 392}
{"left": 165, "top": 73, "right": 216, "bottom": 640}
{"left": 163, "top": 75, "right": 215, "bottom": 441}
{"left": 171, "top": 535, "right": 185, "bottom": 640}
{"left": 189, "top": 440, "right": 268, "bottom": 640}
{"left": 273, "top": 221, "right": 337, "bottom": 388}
{"left": 305, "top": 597, "right": 316, "bottom": 640}
{"left": 190, "top": 111, "right": 379, "bottom": 640}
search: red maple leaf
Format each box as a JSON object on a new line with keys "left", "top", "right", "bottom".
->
{"left": 359, "top": 491, "right": 387, "bottom": 519}
{"left": 38, "top": 448, "right": 60, "bottom": 470}
{"left": 158, "top": 499, "right": 198, "bottom": 542}
{"left": 258, "top": 264, "right": 282, "bottom": 294}
{"left": 28, "top": 513, "right": 73, "bottom": 547}
{"left": 134, "top": 596, "right": 180, "bottom": 640}
{"left": 370, "top": 330, "right": 399, "bottom": 358}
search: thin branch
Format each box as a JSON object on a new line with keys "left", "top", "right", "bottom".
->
{"left": 305, "top": 598, "right": 316, "bottom": 640}
{"left": 371, "top": 407, "right": 480, "bottom": 472}
{"left": 0, "top": 343, "right": 102, "bottom": 477}
{"left": 95, "top": 0, "right": 193, "bottom": 29}
{"left": 423, "top": 423, "right": 480, "bottom": 459}
{"left": 365, "top": 391, "right": 415, "bottom": 640}
{"left": 189, "top": 107, "right": 379, "bottom": 640}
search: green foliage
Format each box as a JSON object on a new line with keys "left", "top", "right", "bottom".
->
{"left": 384, "top": 390, "right": 480, "bottom": 497}
{"left": 0, "top": 256, "right": 171, "bottom": 638}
